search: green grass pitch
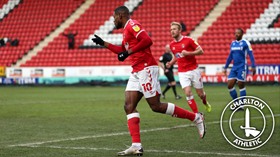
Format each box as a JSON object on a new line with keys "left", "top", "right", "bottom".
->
{"left": 0, "top": 85, "right": 279, "bottom": 157}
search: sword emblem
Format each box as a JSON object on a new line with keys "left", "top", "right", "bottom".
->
{"left": 240, "top": 108, "right": 260, "bottom": 137}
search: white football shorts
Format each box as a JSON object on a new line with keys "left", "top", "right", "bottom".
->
{"left": 126, "top": 66, "right": 162, "bottom": 98}
{"left": 178, "top": 68, "right": 203, "bottom": 89}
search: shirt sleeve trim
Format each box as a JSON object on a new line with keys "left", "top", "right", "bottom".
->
{"left": 136, "top": 30, "right": 144, "bottom": 39}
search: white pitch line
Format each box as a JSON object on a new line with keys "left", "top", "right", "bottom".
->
{"left": 26, "top": 145, "right": 274, "bottom": 157}
{"left": 8, "top": 114, "right": 280, "bottom": 147}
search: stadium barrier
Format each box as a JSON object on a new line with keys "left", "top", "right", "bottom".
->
{"left": 0, "top": 66, "right": 5, "bottom": 77}
{"left": 1, "top": 65, "right": 279, "bottom": 85}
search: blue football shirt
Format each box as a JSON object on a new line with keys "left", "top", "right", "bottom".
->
{"left": 225, "top": 39, "right": 256, "bottom": 70}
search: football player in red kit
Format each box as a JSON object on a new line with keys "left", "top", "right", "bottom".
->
{"left": 92, "top": 7, "right": 206, "bottom": 156}
{"left": 167, "top": 22, "right": 212, "bottom": 114}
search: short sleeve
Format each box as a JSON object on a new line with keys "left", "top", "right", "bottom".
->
{"left": 189, "top": 38, "right": 200, "bottom": 50}
{"left": 159, "top": 56, "right": 163, "bottom": 62}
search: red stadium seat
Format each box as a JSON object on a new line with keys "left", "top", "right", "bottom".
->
{"left": 0, "top": 0, "right": 84, "bottom": 67}
{"left": 1, "top": 0, "right": 277, "bottom": 67}
{"left": 197, "top": 0, "right": 277, "bottom": 64}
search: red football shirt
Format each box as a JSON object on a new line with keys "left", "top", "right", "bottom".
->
{"left": 170, "top": 36, "right": 200, "bottom": 72}
{"left": 123, "top": 19, "right": 157, "bottom": 72}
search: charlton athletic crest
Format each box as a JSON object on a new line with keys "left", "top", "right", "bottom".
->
{"left": 181, "top": 44, "right": 185, "bottom": 48}
{"left": 220, "top": 96, "right": 275, "bottom": 150}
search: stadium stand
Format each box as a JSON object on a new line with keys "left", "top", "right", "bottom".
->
{"left": 0, "top": 0, "right": 84, "bottom": 67}
{"left": 0, "top": 0, "right": 18, "bottom": 19}
{"left": 0, "top": 0, "right": 9, "bottom": 8}
{"left": 22, "top": 0, "right": 219, "bottom": 67}
{"left": 23, "top": 0, "right": 127, "bottom": 67}
{"left": 1, "top": 0, "right": 279, "bottom": 67}
{"left": 244, "top": 0, "right": 280, "bottom": 43}
{"left": 125, "top": 0, "right": 220, "bottom": 61}
{"left": 197, "top": 0, "right": 280, "bottom": 65}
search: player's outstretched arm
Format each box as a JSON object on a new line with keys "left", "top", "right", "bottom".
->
{"left": 92, "top": 34, "right": 124, "bottom": 54}
{"left": 92, "top": 34, "right": 105, "bottom": 46}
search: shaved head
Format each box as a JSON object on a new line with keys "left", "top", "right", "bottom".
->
{"left": 113, "top": 6, "right": 130, "bottom": 29}
{"left": 114, "top": 6, "right": 130, "bottom": 18}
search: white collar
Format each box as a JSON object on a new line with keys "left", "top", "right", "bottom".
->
{"left": 175, "top": 35, "right": 183, "bottom": 42}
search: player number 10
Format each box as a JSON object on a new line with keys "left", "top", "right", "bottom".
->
{"left": 142, "top": 83, "right": 152, "bottom": 92}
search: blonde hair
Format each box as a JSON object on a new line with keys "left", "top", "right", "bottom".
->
{"left": 171, "top": 22, "right": 182, "bottom": 31}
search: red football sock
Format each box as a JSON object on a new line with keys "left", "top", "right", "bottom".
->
{"left": 202, "top": 93, "right": 207, "bottom": 105}
{"left": 187, "top": 96, "right": 198, "bottom": 113}
{"left": 127, "top": 113, "right": 141, "bottom": 143}
{"left": 173, "top": 105, "right": 196, "bottom": 121}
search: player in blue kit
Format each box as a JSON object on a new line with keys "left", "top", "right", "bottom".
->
{"left": 223, "top": 28, "right": 256, "bottom": 104}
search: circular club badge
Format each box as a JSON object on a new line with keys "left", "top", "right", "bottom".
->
{"left": 220, "top": 96, "right": 275, "bottom": 150}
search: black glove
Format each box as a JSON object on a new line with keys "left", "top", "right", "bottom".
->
{"left": 118, "top": 51, "right": 129, "bottom": 61}
{"left": 92, "top": 34, "right": 104, "bottom": 46}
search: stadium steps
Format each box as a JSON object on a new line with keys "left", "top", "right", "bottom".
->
{"left": 196, "top": 0, "right": 275, "bottom": 64}
{"left": 0, "top": 0, "right": 84, "bottom": 67}
{"left": 0, "top": 0, "right": 21, "bottom": 20}
{"left": 14, "top": 0, "right": 95, "bottom": 67}
{"left": 21, "top": 0, "right": 128, "bottom": 67}
{"left": 190, "top": 0, "right": 233, "bottom": 40}
{"left": 18, "top": 0, "right": 278, "bottom": 67}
